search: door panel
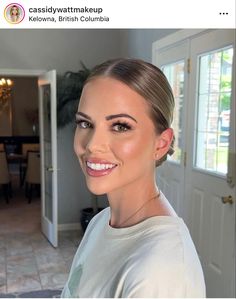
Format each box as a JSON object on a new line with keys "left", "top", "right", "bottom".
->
{"left": 190, "top": 188, "right": 204, "bottom": 256}
{"left": 187, "top": 29, "right": 235, "bottom": 298}
{"left": 38, "top": 70, "right": 58, "bottom": 247}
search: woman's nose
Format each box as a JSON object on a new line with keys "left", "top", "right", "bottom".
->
{"left": 86, "top": 128, "right": 109, "bottom": 153}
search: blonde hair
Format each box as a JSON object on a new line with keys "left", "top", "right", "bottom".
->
{"left": 85, "top": 58, "right": 175, "bottom": 167}
{"left": 10, "top": 5, "right": 20, "bottom": 16}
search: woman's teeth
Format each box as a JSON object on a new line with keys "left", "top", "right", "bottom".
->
{"left": 86, "top": 162, "right": 116, "bottom": 171}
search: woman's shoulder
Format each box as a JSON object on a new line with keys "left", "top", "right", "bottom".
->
{"left": 136, "top": 216, "right": 200, "bottom": 266}
{"left": 123, "top": 218, "right": 206, "bottom": 297}
{"left": 133, "top": 216, "right": 187, "bottom": 262}
{"left": 84, "top": 207, "right": 110, "bottom": 233}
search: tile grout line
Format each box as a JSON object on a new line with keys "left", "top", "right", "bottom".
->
{"left": 5, "top": 235, "right": 8, "bottom": 294}
{"left": 31, "top": 234, "right": 44, "bottom": 291}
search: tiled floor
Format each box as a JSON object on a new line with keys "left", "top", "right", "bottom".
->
{"left": 0, "top": 175, "right": 82, "bottom": 294}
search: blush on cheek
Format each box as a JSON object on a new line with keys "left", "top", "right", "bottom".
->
{"left": 115, "top": 134, "right": 154, "bottom": 165}
{"left": 115, "top": 140, "right": 141, "bottom": 160}
{"left": 121, "top": 144, "right": 137, "bottom": 156}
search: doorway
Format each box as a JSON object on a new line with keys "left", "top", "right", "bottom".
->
{"left": 0, "top": 69, "right": 58, "bottom": 247}
{"left": 0, "top": 74, "right": 41, "bottom": 234}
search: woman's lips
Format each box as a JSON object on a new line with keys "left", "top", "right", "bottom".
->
{"left": 85, "top": 159, "right": 117, "bottom": 177}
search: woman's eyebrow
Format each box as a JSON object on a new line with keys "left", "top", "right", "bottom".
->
{"left": 106, "top": 114, "right": 137, "bottom": 123}
{"left": 76, "top": 112, "right": 137, "bottom": 123}
{"left": 76, "top": 112, "right": 91, "bottom": 120}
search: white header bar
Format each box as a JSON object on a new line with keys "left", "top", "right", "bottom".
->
{"left": 0, "top": 0, "right": 235, "bottom": 29}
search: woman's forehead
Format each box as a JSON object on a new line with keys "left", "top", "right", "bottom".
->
{"left": 81, "top": 77, "right": 149, "bottom": 110}
{"left": 78, "top": 78, "right": 155, "bottom": 129}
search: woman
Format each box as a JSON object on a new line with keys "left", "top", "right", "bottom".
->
{"left": 10, "top": 5, "right": 20, "bottom": 23}
{"left": 61, "top": 58, "right": 206, "bottom": 298}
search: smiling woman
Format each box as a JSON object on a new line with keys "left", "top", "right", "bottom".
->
{"left": 61, "top": 58, "right": 206, "bottom": 298}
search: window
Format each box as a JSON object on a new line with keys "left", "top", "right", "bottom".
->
{"left": 162, "top": 61, "right": 184, "bottom": 163}
{"left": 195, "top": 47, "right": 233, "bottom": 174}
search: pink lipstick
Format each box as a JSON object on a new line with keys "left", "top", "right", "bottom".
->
{"left": 85, "top": 158, "right": 117, "bottom": 177}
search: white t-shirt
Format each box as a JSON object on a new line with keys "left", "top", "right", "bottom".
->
{"left": 61, "top": 201, "right": 206, "bottom": 298}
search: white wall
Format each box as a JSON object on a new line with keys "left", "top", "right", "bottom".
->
{"left": 120, "top": 29, "right": 179, "bottom": 61}
{"left": 0, "top": 29, "right": 123, "bottom": 73}
{"left": 11, "top": 77, "right": 38, "bottom": 136}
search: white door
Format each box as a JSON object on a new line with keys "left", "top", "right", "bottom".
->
{"left": 153, "top": 29, "right": 235, "bottom": 297}
{"left": 38, "top": 70, "right": 58, "bottom": 247}
{"left": 186, "top": 30, "right": 235, "bottom": 298}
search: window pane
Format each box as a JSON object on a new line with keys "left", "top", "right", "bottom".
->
{"left": 195, "top": 47, "right": 233, "bottom": 175}
{"left": 162, "top": 61, "right": 184, "bottom": 163}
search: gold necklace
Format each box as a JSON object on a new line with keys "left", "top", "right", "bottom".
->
{"left": 119, "top": 191, "right": 161, "bottom": 227}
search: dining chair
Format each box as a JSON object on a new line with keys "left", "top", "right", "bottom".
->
{"left": 25, "top": 151, "right": 41, "bottom": 203}
{"left": 0, "top": 143, "right": 5, "bottom": 151}
{"left": 0, "top": 151, "right": 12, "bottom": 203}
{"left": 20, "top": 143, "right": 40, "bottom": 187}
{"left": 22, "top": 143, "right": 40, "bottom": 157}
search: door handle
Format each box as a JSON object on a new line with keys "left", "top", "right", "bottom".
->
{"left": 221, "top": 195, "right": 234, "bottom": 205}
{"left": 46, "top": 166, "right": 60, "bottom": 172}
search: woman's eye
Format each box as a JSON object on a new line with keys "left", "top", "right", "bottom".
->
{"left": 76, "top": 120, "right": 92, "bottom": 129}
{"left": 112, "top": 123, "right": 131, "bottom": 132}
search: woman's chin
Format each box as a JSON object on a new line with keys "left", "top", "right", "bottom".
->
{"left": 86, "top": 182, "right": 109, "bottom": 196}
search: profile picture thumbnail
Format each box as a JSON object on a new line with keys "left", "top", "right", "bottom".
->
{"left": 4, "top": 3, "right": 25, "bottom": 24}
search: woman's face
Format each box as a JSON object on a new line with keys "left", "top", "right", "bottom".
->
{"left": 11, "top": 6, "right": 18, "bottom": 15}
{"left": 74, "top": 77, "right": 162, "bottom": 195}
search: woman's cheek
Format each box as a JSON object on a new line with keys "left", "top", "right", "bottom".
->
{"left": 74, "top": 133, "right": 86, "bottom": 171}
{"left": 74, "top": 130, "right": 84, "bottom": 156}
{"left": 113, "top": 137, "right": 141, "bottom": 160}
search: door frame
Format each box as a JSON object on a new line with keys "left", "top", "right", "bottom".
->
{"left": 152, "top": 29, "right": 212, "bottom": 55}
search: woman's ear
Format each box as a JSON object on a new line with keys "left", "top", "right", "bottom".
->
{"left": 154, "top": 128, "right": 174, "bottom": 160}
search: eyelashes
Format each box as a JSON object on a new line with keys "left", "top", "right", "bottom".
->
{"left": 75, "top": 119, "right": 92, "bottom": 129}
{"left": 112, "top": 121, "right": 132, "bottom": 132}
{"left": 75, "top": 119, "right": 132, "bottom": 132}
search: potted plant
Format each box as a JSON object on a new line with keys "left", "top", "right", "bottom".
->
{"left": 57, "top": 63, "right": 102, "bottom": 232}
{"left": 57, "top": 62, "right": 90, "bottom": 128}
{"left": 80, "top": 193, "right": 102, "bottom": 232}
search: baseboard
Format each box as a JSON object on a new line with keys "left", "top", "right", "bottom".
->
{"left": 58, "top": 222, "right": 82, "bottom": 232}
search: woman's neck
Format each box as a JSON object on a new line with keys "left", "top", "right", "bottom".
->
{"left": 107, "top": 176, "right": 176, "bottom": 228}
